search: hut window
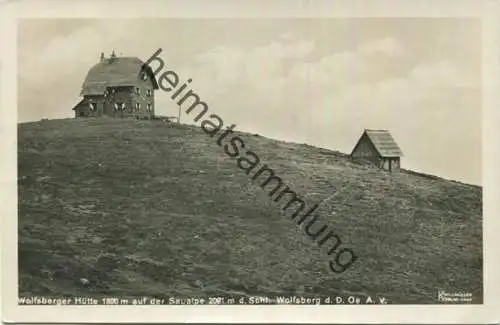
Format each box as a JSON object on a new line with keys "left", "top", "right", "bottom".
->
{"left": 147, "top": 103, "right": 152, "bottom": 111}
{"left": 135, "top": 87, "right": 140, "bottom": 95}
{"left": 141, "top": 72, "right": 148, "bottom": 81}
{"left": 136, "top": 103, "right": 141, "bottom": 110}
{"left": 114, "top": 102, "right": 125, "bottom": 111}
{"left": 146, "top": 89, "right": 152, "bottom": 96}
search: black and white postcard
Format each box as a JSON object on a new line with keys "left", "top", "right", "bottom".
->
{"left": 1, "top": 0, "right": 499, "bottom": 323}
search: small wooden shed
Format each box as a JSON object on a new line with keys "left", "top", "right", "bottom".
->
{"left": 350, "top": 129, "right": 403, "bottom": 172}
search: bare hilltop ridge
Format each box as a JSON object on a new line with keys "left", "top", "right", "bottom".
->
{"left": 18, "top": 117, "right": 483, "bottom": 304}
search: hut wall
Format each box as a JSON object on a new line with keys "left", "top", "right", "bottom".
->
{"left": 103, "top": 86, "right": 155, "bottom": 119}
{"left": 132, "top": 72, "right": 155, "bottom": 118}
{"left": 351, "top": 134, "right": 381, "bottom": 165}
{"left": 75, "top": 95, "right": 106, "bottom": 118}
{"left": 88, "top": 95, "right": 106, "bottom": 117}
{"left": 104, "top": 86, "right": 134, "bottom": 118}
{"left": 392, "top": 158, "right": 401, "bottom": 171}
{"left": 380, "top": 159, "right": 390, "bottom": 170}
{"left": 379, "top": 157, "right": 401, "bottom": 172}
{"left": 74, "top": 101, "right": 89, "bottom": 118}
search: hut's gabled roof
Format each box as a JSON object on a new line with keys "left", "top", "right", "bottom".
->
{"left": 80, "top": 56, "right": 159, "bottom": 96}
{"left": 363, "top": 129, "right": 403, "bottom": 157}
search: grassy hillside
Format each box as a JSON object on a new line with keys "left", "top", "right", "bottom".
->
{"left": 18, "top": 118, "right": 483, "bottom": 304}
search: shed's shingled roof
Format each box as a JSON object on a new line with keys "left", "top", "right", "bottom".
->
{"left": 80, "top": 57, "right": 159, "bottom": 96}
{"left": 364, "top": 129, "right": 403, "bottom": 157}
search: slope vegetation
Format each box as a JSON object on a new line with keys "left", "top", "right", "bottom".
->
{"left": 18, "top": 118, "right": 483, "bottom": 304}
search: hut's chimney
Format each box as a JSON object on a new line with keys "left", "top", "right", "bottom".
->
{"left": 108, "top": 50, "right": 117, "bottom": 63}
{"left": 100, "top": 52, "right": 105, "bottom": 62}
